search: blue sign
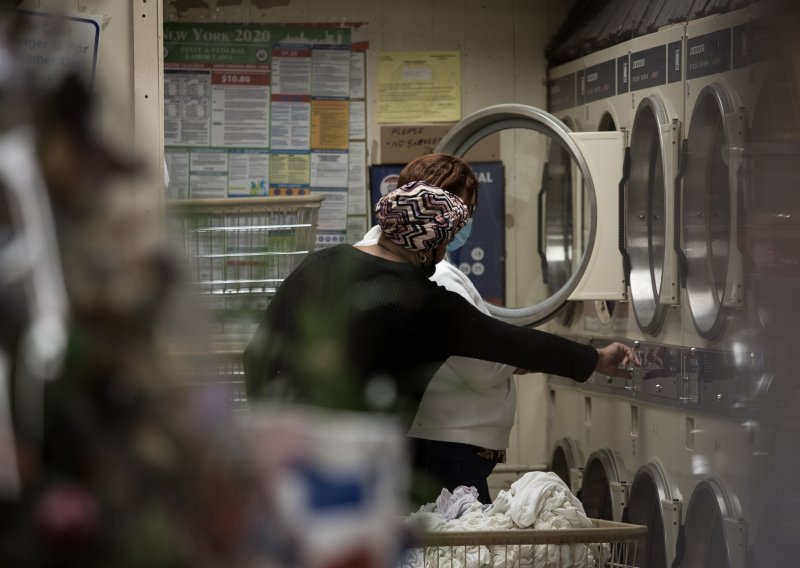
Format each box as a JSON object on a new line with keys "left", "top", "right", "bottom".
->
{"left": 368, "top": 161, "right": 505, "bottom": 305}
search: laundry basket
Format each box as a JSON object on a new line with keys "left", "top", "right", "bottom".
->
{"left": 403, "top": 519, "right": 647, "bottom": 568}
{"left": 167, "top": 196, "right": 323, "bottom": 407}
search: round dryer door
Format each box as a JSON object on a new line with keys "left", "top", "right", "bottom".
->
{"left": 680, "top": 478, "right": 745, "bottom": 568}
{"left": 436, "top": 104, "right": 615, "bottom": 326}
{"left": 627, "top": 96, "right": 680, "bottom": 335}
{"left": 624, "top": 462, "right": 681, "bottom": 568}
{"left": 580, "top": 449, "right": 627, "bottom": 522}
{"left": 682, "top": 84, "right": 744, "bottom": 339}
{"left": 550, "top": 437, "right": 583, "bottom": 494}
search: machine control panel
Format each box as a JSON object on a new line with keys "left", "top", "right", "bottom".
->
{"left": 584, "top": 338, "right": 765, "bottom": 409}
{"left": 683, "top": 347, "right": 765, "bottom": 409}
{"left": 631, "top": 341, "right": 681, "bottom": 400}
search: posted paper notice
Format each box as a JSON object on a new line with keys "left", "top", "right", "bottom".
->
{"left": 377, "top": 51, "right": 461, "bottom": 123}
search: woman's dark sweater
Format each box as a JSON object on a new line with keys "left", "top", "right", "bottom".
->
{"left": 244, "top": 245, "right": 597, "bottom": 420}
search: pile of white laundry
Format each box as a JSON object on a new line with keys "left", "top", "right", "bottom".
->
{"left": 401, "top": 471, "right": 604, "bottom": 568}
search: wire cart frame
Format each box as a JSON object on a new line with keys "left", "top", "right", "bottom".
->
{"left": 167, "top": 196, "right": 323, "bottom": 407}
{"left": 404, "top": 519, "right": 647, "bottom": 568}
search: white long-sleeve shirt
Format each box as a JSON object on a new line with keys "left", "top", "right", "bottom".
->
{"left": 356, "top": 226, "right": 517, "bottom": 450}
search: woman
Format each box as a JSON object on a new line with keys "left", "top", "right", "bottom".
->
{"left": 358, "top": 153, "right": 528, "bottom": 503}
{"left": 243, "top": 164, "right": 637, "bottom": 429}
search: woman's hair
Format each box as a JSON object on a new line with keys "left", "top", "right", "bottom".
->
{"left": 397, "top": 153, "right": 479, "bottom": 204}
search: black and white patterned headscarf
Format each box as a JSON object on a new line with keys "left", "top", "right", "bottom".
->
{"left": 376, "top": 181, "right": 469, "bottom": 253}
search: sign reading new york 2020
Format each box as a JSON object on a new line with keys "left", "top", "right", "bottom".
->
{"left": 164, "top": 22, "right": 350, "bottom": 67}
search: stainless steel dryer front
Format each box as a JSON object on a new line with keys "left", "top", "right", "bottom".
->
{"left": 617, "top": 21, "right": 689, "bottom": 568}
{"left": 625, "top": 23, "right": 685, "bottom": 342}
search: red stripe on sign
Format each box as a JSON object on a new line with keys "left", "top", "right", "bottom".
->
{"left": 273, "top": 48, "right": 312, "bottom": 57}
{"left": 211, "top": 71, "right": 270, "bottom": 86}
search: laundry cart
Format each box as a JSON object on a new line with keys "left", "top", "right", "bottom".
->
{"left": 167, "top": 196, "right": 323, "bottom": 408}
{"left": 404, "top": 519, "right": 647, "bottom": 568}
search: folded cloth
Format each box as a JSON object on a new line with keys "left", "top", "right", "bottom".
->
{"left": 435, "top": 485, "right": 480, "bottom": 520}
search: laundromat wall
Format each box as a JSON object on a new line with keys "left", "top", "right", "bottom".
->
{"left": 162, "top": 0, "right": 578, "bottom": 475}
{"left": 17, "top": 0, "right": 165, "bottom": 227}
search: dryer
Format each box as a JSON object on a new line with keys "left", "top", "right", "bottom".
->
{"left": 580, "top": 447, "right": 630, "bottom": 522}
{"left": 625, "top": 22, "right": 685, "bottom": 344}
{"left": 624, "top": 459, "right": 682, "bottom": 568}
{"left": 674, "top": 8, "right": 773, "bottom": 566}
{"left": 618, "top": 21, "right": 690, "bottom": 567}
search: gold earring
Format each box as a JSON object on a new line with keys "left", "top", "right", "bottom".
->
{"left": 419, "top": 253, "right": 427, "bottom": 264}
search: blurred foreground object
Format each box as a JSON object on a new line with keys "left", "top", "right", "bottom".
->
{"left": 0, "top": 6, "right": 275, "bottom": 567}
{"left": 241, "top": 404, "right": 409, "bottom": 568}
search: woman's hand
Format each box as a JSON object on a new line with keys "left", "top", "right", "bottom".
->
{"left": 595, "top": 342, "right": 641, "bottom": 379}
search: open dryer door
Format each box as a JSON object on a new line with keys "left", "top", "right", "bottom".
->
{"left": 435, "top": 104, "right": 626, "bottom": 327}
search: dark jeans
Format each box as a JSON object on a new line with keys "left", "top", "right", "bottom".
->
{"left": 410, "top": 438, "right": 502, "bottom": 506}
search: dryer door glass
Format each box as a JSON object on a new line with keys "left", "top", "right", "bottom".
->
{"left": 436, "top": 104, "right": 602, "bottom": 327}
{"left": 683, "top": 86, "right": 735, "bottom": 339}
{"left": 581, "top": 458, "right": 614, "bottom": 520}
{"left": 628, "top": 99, "right": 669, "bottom": 334}
{"left": 579, "top": 450, "right": 623, "bottom": 521}
{"left": 542, "top": 130, "right": 577, "bottom": 325}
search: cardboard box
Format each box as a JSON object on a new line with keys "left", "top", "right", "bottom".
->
{"left": 379, "top": 124, "right": 500, "bottom": 164}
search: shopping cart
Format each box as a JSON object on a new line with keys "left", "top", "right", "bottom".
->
{"left": 167, "top": 196, "right": 323, "bottom": 407}
{"left": 403, "top": 519, "right": 647, "bottom": 568}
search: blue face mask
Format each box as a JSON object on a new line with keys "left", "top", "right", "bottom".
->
{"left": 447, "top": 218, "right": 473, "bottom": 254}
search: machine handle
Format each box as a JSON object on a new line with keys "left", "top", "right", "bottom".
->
{"left": 618, "top": 146, "right": 632, "bottom": 283}
{"left": 537, "top": 165, "right": 548, "bottom": 284}
{"left": 674, "top": 139, "right": 689, "bottom": 289}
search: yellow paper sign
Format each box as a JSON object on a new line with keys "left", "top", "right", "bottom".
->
{"left": 269, "top": 153, "right": 311, "bottom": 185}
{"left": 311, "top": 100, "right": 350, "bottom": 150}
{"left": 377, "top": 51, "right": 461, "bottom": 124}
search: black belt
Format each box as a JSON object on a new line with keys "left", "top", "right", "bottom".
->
{"left": 470, "top": 445, "right": 507, "bottom": 463}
